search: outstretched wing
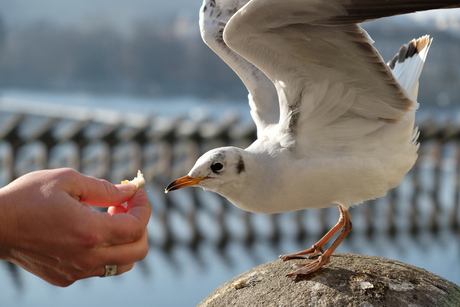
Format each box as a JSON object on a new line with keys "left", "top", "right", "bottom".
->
{"left": 388, "top": 36, "right": 432, "bottom": 100}
{"left": 224, "top": 0, "right": 458, "bottom": 155}
{"left": 199, "top": 0, "right": 279, "bottom": 136}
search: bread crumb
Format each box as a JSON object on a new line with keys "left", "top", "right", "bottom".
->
{"left": 121, "top": 170, "right": 145, "bottom": 189}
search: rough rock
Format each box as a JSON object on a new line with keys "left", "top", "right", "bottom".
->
{"left": 198, "top": 253, "right": 460, "bottom": 307}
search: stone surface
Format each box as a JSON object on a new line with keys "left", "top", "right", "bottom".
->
{"left": 198, "top": 253, "right": 460, "bottom": 307}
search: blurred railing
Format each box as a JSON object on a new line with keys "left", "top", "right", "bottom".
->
{"left": 0, "top": 101, "right": 459, "bottom": 259}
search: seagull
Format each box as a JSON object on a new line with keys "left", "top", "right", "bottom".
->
{"left": 166, "top": 0, "right": 460, "bottom": 277}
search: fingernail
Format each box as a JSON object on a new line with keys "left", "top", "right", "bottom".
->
{"left": 116, "top": 183, "right": 137, "bottom": 192}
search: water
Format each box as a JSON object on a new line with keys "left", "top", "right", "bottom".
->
{"left": 0, "top": 89, "right": 459, "bottom": 307}
{"left": 0, "top": 89, "right": 253, "bottom": 122}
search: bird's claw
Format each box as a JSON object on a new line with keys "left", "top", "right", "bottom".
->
{"left": 279, "top": 244, "right": 324, "bottom": 261}
{"left": 281, "top": 207, "right": 351, "bottom": 277}
{"left": 285, "top": 255, "right": 330, "bottom": 277}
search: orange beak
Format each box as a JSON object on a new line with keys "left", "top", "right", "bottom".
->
{"left": 164, "top": 175, "right": 209, "bottom": 193}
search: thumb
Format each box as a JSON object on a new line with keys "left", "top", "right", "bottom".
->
{"left": 65, "top": 172, "right": 138, "bottom": 207}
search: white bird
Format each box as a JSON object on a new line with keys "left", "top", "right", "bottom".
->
{"left": 166, "top": 0, "right": 459, "bottom": 277}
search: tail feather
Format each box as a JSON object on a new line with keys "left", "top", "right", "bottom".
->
{"left": 387, "top": 35, "right": 432, "bottom": 100}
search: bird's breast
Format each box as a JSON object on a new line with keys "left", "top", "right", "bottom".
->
{"left": 224, "top": 153, "right": 417, "bottom": 214}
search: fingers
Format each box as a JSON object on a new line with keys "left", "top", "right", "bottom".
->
{"left": 126, "top": 188, "right": 151, "bottom": 225}
{"left": 93, "top": 193, "right": 150, "bottom": 282}
{"left": 22, "top": 228, "right": 147, "bottom": 286}
{"left": 63, "top": 169, "right": 152, "bottom": 246}
{"left": 61, "top": 171, "right": 150, "bottom": 276}
{"left": 57, "top": 169, "right": 151, "bottom": 276}
{"left": 76, "top": 176, "right": 139, "bottom": 207}
{"left": 91, "top": 230, "right": 148, "bottom": 280}
{"left": 102, "top": 189, "right": 151, "bottom": 246}
{"left": 102, "top": 228, "right": 149, "bottom": 264}
{"left": 49, "top": 168, "right": 137, "bottom": 208}
{"left": 91, "top": 228, "right": 148, "bottom": 279}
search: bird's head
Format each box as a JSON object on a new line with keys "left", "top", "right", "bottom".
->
{"left": 165, "top": 146, "right": 247, "bottom": 195}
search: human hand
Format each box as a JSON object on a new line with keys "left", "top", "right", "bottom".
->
{"left": 0, "top": 168, "right": 151, "bottom": 287}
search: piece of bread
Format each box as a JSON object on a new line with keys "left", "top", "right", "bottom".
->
{"left": 121, "top": 170, "right": 145, "bottom": 189}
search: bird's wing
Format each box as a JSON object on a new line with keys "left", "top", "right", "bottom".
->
{"left": 388, "top": 36, "right": 432, "bottom": 100}
{"left": 224, "top": 0, "right": 457, "bottom": 155}
{"left": 200, "top": 0, "right": 279, "bottom": 136}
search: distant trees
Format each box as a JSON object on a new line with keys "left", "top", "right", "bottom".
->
{"left": 0, "top": 19, "right": 243, "bottom": 98}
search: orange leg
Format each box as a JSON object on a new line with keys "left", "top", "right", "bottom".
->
{"left": 279, "top": 206, "right": 352, "bottom": 277}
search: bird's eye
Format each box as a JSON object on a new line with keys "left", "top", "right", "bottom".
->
{"left": 211, "top": 162, "right": 224, "bottom": 173}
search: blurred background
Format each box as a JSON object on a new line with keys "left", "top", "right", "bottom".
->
{"left": 0, "top": 1, "right": 459, "bottom": 306}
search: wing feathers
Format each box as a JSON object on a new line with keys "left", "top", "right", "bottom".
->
{"left": 223, "top": 0, "right": 439, "bottom": 154}
{"left": 333, "top": 0, "right": 460, "bottom": 24}
{"left": 199, "top": 0, "right": 279, "bottom": 134}
{"left": 204, "top": 0, "right": 451, "bottom": 156}
{"left": 388, "top": 36, "right": 432, "bottom": 100}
